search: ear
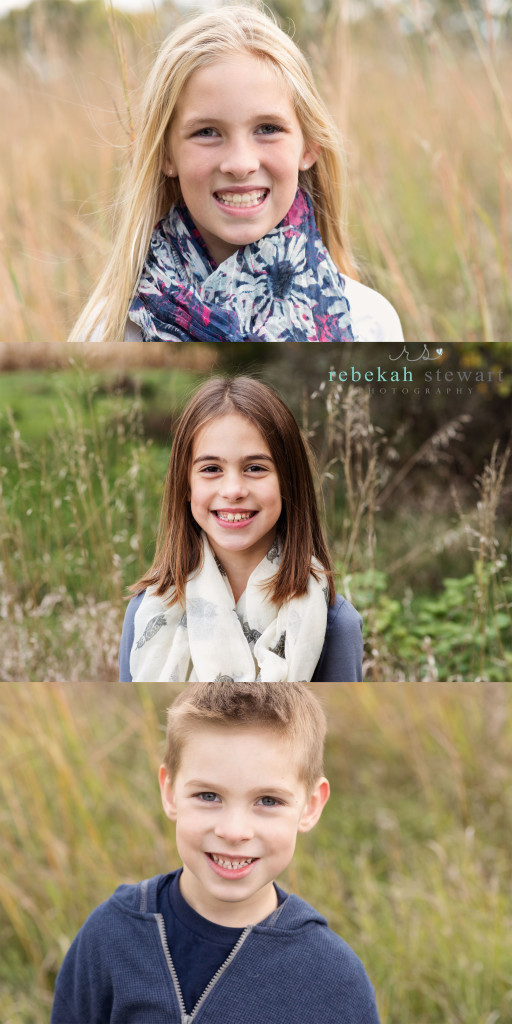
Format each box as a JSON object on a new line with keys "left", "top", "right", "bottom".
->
{"left": 159, "top": 764, "right": 178, "bottom": 821}
{"left": 162, "top": 151, "right": 177, "bottom": 177}
{"left": 300, "top": 141, "right": 320, "bottom": 172}
{"left": 297, "top": 777, "right": 330, "bottom": 833}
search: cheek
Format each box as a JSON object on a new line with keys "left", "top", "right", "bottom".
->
{"left": 179, "top": 154, "right": 211, "bottom": 196}
{"left": 267, "top": 818, "right": 298, "bottom": 854}
{"left": 176, "top": 811, "right": 203, "bottom": 847}
{"left": 269, "top": 484, "right": 283, "bottom": 515}
{"left": 275, "top": 146, "right": 302, "bottom": 180}
{"left": 189, "top": 479, "right": 205, "bottom": 511}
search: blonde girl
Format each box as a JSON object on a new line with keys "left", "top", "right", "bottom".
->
{"left": 71, "top": 3, "right": 403, "bottom": 344}
{"left": 119, "top": 377, "right": 363, "bottom": 682}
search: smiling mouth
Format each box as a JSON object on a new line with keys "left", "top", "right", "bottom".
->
{"left": 208, "top": 853, "right": 258, "bottom": 870}
{"left": 213, "top": 511, "right": 257, "bottom": 522}
{"left": 214, "top": 189, "right": 268, "bottom": 208}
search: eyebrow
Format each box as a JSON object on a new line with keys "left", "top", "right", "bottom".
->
{"left": 192, "top": 454, "right": 274, "bottom": 465}
{"left": 184, "top": 780, "right": 219, "bottom": 789}
{"left": 181, "top": 112, "right": 291, "bottom": 130}
{"left": 184, "top": 779, "right": 296, "bottom": 799}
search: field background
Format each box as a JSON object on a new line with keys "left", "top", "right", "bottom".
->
{"left": 0, "top": 682, "right": 511, "bottom": 1024}
{"left": 1, "top": 0, "right": 511, "bottom": 340}
{"left": 0, "top": 340, "right": 511, "bottom": 682}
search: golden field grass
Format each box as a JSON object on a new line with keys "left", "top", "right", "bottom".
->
{"left": 1, "top": 1, "right": 511, "bottom": 341}
{"left": 0, "top": 682, "right": 511, "bottom": 1024}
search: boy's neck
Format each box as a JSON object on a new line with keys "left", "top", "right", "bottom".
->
{"left": 179, "top": 868, "right": 279, "bottom": 928}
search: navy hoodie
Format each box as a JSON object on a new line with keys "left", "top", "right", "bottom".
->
{"left": 51, "top": 871, "right": 381, "bottom": 1024}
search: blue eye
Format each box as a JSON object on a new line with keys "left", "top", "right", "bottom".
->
{"left": 197, "top": 792, "right": 219, "bottom": 802}
{"left": 195, "top": 127, "right": 218, "bottom": 138}
{"left": 257, "top": 124, "right": 282, "bottom": 135}
{"left": 259, "top": 796, "right": 281, "bottom": 807}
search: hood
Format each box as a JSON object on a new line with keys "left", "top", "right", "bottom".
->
{"left": 110, "top": 870, "right": 328, "bottom": 934}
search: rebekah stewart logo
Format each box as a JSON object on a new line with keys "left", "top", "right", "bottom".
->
{"left": 389, "top": 345, "right": 444, "bottom": 362}
{"left": 327, "top": 345, "right": 503, "bottom": 396}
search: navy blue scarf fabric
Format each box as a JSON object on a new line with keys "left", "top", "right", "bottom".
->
{"left": 128, "top": 189, "right": 353, "bottom": 342}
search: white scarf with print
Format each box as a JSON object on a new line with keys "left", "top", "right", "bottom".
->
{"left": 130, "top": 534, "right": 328, "bottom": 682}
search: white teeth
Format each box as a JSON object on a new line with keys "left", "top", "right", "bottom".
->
{"left": 216, "top": 190, "right": 267, "bottom": 207}
{"left": 211, "top": 854, "right": 255, "bottom": 869}
{"left": 216, "top": 511, "right": 255, "bottom": 522}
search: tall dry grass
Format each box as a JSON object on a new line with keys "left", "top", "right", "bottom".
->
{"left": 333, "top": 11, "right": 512, "bottom": 341}
{"left": 1, "top": 1, "right": 511, "bottom": 340}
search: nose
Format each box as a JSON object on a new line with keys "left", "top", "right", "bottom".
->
{"left": 219, "top": 136, "right": 259, "bottom": 179}
{"left": 219, "top": 470, "right": 249, "bottom": 501}
{"left": 214, "top": 808, "right": 254, "bottom": 845}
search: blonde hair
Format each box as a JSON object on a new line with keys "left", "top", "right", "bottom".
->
{"left": 69, "top": 2, "right": 358, "bottom": 343}
{"left": 163, "top": 681, "right": 327, "bottom": 795}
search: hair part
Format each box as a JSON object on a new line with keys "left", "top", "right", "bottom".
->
{"left": 69, "top": 2, "right": 358, "bottom": 343}
{"left": 163, "top": 681, "right": 327, "bottom": 795}
{"left": 130, "top": 375, "right": 335, "bottom": 607}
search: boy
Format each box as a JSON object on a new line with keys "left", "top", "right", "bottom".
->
{"left": 51, "top": 683, "right": 381, "bottom": 1023}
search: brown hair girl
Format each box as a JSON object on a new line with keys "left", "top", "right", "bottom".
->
{"left": 131, "top": 376, "right": 335, "bottom": 607}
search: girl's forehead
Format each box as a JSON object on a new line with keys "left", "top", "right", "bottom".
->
{"left": 191, "top": 413, "right": 272, "bottom": 458}
{"left": 192, "top": 413, "right": 268, "bottom": 451}
{"left": 187, "top": 51, "right": 282, "bottom": 83}
{"left": 176, "top": 52, "right": 294, "bottom": 114}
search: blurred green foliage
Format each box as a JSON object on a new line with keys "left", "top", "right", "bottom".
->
{"left": 349, "top": 566, "right": 512, "bottom": 681}
{"left": 1, "top": 352, "right": 510, "bottom": 681}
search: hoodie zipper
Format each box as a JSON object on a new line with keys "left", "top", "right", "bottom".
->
{"left": 155, "top": 913, "right": 252, "bottom": 1024}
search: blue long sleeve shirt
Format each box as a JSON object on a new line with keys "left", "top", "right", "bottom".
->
{"left": 119, "top": 592, "right": 363, "bottom": 682}
{"left": 51, "top": 871, "right": 381, "bottom": 1024}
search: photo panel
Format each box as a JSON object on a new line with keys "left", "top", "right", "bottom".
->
{"left": 0, "top": 341, "right": 510, "bottom": 682}
{"left": 4, "top": 0, "right": 510, "bottom": 341}
{"left": 1, "top": 680, "right": 510, "bottom": 1023}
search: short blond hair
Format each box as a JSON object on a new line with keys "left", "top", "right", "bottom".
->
{"left": 163, "top": 682, "right": 327, "bottom": 794}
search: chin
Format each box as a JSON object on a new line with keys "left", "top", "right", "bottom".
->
{"left": 224, "top": 228, "right": 266, "bottom": 248}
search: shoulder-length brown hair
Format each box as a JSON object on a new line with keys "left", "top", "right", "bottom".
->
{"left": 131, "top": 376, "right": 335, "bottom": 607}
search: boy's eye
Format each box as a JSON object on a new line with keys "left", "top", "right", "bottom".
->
{"left": 258, "top": 796, "right": 281, "bottom": 807}
{"left": 196, "top": 791, "right": 220, "bottom": 802}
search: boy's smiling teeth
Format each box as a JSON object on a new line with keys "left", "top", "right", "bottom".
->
{"left": 209, "top": 853, "right": 256, "bottom": 869}
{"left": 215, "top": 189, "right": 268, "bottom": 207}
{"left": 215, "top": 511, "right": 256, "bottom": 521}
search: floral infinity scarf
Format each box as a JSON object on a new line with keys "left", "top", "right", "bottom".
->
{"left": 128, "top": 189, "right": 354, "bottom": 342}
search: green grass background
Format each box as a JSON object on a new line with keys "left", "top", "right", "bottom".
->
{"left": 1, "top": 343, "right": 511, "bottom": 681}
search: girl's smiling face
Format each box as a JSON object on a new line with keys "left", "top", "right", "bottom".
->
{"left": 189, "top": 413, "right": 282, "bottom": 580}
{"left": 166, "top": 53, "right": 318, "bottom": 265}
